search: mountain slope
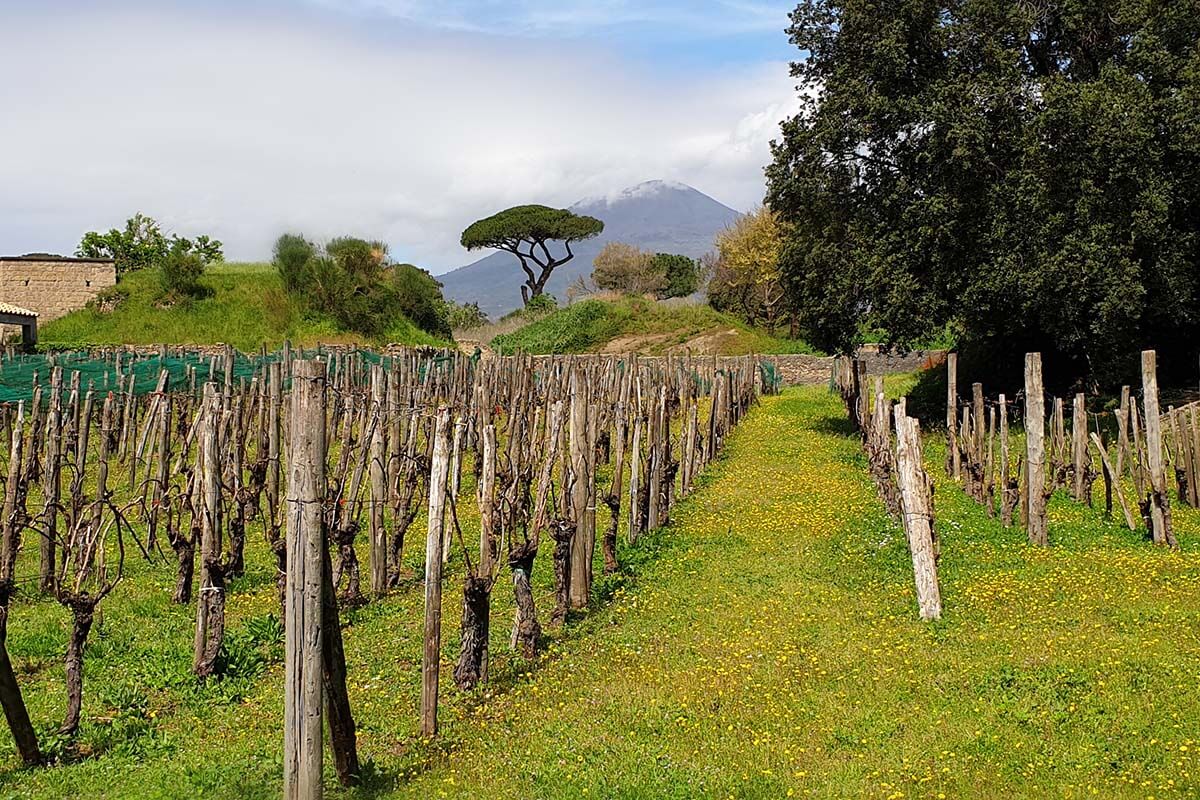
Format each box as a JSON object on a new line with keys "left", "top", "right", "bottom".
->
{"left": 439, "top": 180, "right": 741, "bottom": 317}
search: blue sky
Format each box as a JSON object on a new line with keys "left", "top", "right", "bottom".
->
{"left": 0, "top": 0, "right": 801, "bottom": 270}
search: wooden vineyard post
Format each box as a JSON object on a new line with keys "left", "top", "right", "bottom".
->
{"left": 368, "top": 365, "right": 388, "bottom": 597}
{"left": 998, "top": 394, "right": 1016, "bottom": 527}
{"left": 477, "top": 425, "right": 497, "bottom": 575}
{"left": 284, "top": 360, "right": 326, "bottom": 800}
{"left": 568, "top": 366, "right": 591, "bottom": 610}
{"left": 972, "top": 382, "right": 985, "bottom": 467}
{"left": 1191, "top": 406, "right": 1200, "bottom": 509}
{"left": 1024, "top": 353, "right": 1048, "bottom": 546}
{"left": 41, "top": 366, "right": 63, "bottom": 592}
{"left": 421, "top": 407, "right": 452, "bottom": 738}
{"left": 893, "top": 407, "right": 942, "bottom": 621}
{"left": 1071, "top": 393, "right": 1089, "bottom": 504}
{"left": 628, "top": 379, "right": 643, "bottom": 545}
{"left": 1142, "top": 350, "right": 1176, "bottom": 547}
{"left": 946, "top": 353, "right": 959, "bottom": 479}
{"left": 193, "top": 384, "right": 226, "bottom": 678}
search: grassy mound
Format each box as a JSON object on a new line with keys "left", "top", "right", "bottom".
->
{"left": 489, "top": 296, "right": 818, "bottom": 355}
{"left": 40, "top": 263, "right": 448, "bottom": 351}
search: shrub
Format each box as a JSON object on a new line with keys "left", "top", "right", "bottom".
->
{"left": 327, "top": 237, "right": 387, "bottom": 282}
{"left": 447, "top": 301, "right": 489, "bottom": 330}
{"left": 391, "top": 263, "right": 451, "bottom": 338}
{"left": 159, "top": 243, "right": 208, "bottom": 300}
{"left": 493, "top": 299, "right": 622, "bottom": 353}
{"left": 271, "top": 233, "right": 451, "bottom": 340}
{"left": 523, "top": 293, "right": 557, "bottom": 315}
{"left": 272, "top": 234, "right": 315, "bottom": 295}
{"left": 592, "top": 242, "right": 666, "bottom": 296}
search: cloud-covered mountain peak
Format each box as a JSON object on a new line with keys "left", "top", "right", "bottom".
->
{"left": 572, "top": 179, "right": 699, "bottom": 210}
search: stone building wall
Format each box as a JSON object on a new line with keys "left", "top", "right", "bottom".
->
{"left": 0, "top": 256, "right": 117, "bottom": 322}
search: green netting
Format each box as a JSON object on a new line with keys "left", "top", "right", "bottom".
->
{"left": 758, "top": 361, "right": 783, "bottom": 394}
{"left": 0, "top": 350, "right": 282, "bottom": 405}
{"left": 0, "top": 347, "right": 463, "bottom": 406}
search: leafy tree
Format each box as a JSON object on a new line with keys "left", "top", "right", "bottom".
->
{"left": 77, "top": 213, "right": 223, "bottom": 275}
{"left": 592, "top": 242, "right": 665, "bottom": 296}
{"left": 461, "top": 205, "right": 603, "bottom": 306}
{"left": 707, "top": 208, "right": 789, "bottom": 330}
{"left": 767, "top": 0, "right": 1200, "bottom": 385}
{"left": 652, "top": 253, "right": 700, "bottom": 299}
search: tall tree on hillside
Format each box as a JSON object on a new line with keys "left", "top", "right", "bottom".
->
{"left": 707, "top": 208, "right": 789, "bottom": 331}
{"left": 767, "top": 0, "right": 1200, "bottom": 385}
{"left": 461, "top": 206, "right": 603, "bottom": 306}
{"left": 78, "top": 213, "right": 223, "bottom": 276}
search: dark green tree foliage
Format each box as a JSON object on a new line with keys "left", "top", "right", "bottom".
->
{"left": 461, "top": 205, "right": 604, "bottom": 306}
{"left": 767, "top": 0, "right": 1200, "bottom": 386}
{"left": 652, "top": 253, "right": 700, "bottom": 299}
{"left": 78, "top": 213, "right": 223, "bottom": 275}
{"left": 272, "top": 234, "right": 315, "bottom": 295}
{"left": 392, "top": 263, "right": 451, "bottom": 338}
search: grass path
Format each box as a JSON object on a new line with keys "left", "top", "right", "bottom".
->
{"left": 3, "top": 386, "right": 1200, "bottom": 798}
{"left": 391, "top": 387, "right": 1200, "bottom": 799}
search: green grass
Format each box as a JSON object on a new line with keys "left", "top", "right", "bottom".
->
{"left": 490, "top": 296, "right": 819, "bottom": 355}
{"left": 39, "top": 263, "right": 449, "bottom": 351}
{"left": 2, "top": 386, "right": 1200, "bottom": 797}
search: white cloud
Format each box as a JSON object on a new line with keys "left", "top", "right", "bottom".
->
{"left": 302, "top": 0, "right": 794, "bottom": 37}
{"left": 0, "top": 3, "right": 799, "bottom": 272}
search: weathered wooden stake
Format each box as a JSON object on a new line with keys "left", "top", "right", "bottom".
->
{"left": 946, "top": 353, "right": 959, "bottom": 479}
{"left": 421, "top": 407, "right": 452, "bottom": 737}
{"left": 284, "top": 360, "right": 326, "bottom": 800}
{"left": 893, "top": 407, "right": 942, "bottom": 621}
{"left": 1141, "top": 350, "right": 1176, "bottom": 547}
{"left": 1024, "top": 353, "right": 1048, "bottom": 546}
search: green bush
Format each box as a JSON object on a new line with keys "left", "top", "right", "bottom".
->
{"left": 159, "top": 243, "right": 208, "bottom": 300}
{"left": 493, "top": 300, "right": 624, "bottom": 353}
{"left": 447, "top": 301, "right": 489, "bottom": 330}
{"left": 271, "top": 234, "right": 452, "bottom": 341}
{"left": 272, "top": 234, "right": 315, "bottom": 295}
{"left": 523, "top": 293, "right": 557, "bottom": 315}
{"left": 392, "top": 263, "right": 451, "bottom": 338}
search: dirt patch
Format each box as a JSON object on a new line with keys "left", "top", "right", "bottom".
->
{"left": 668, "top": 328, "right": 742, "bottom": 355}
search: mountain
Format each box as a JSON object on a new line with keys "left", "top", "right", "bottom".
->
{"left": 437, "top": 180, "right": 741, "bottom": 318}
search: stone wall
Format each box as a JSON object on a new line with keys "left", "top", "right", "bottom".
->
{"left": 766, "top": 348, "right": 948, "bottom": 385}
{"left": 0, "top": 256, "right": 116, "bottom": 322}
